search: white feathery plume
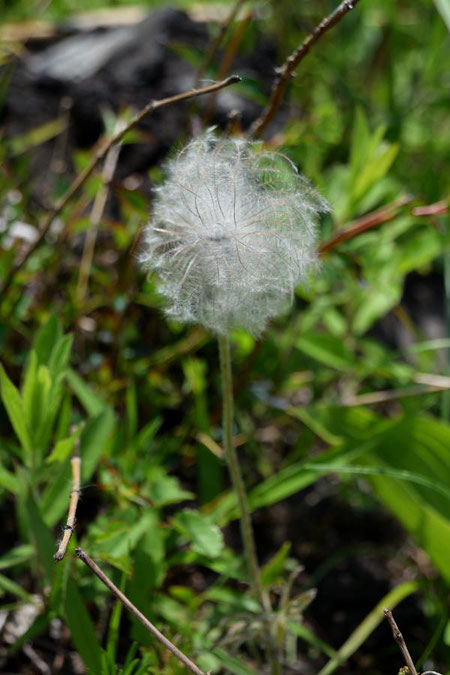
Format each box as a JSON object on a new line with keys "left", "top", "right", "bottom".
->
{"left": 140, "top": 131, "right": 329, "bottom": 335}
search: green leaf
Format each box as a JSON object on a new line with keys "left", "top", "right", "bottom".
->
{"left": 0, "top": 461, "right": 20, "bottom": 494}
{"left": 66, "top": 368, "right": 107, "bottom": 416}
{"left": 64, "top": 578, "right": 104, "bottom": 674}
{"left": 213, "top": 648, "right": 258, "bottom": 675}
{"left": 25, "top": 494, "right": 55, "bottom": 581}
{"left": 301, "top": 407, "right": 450, "bottom": 583}
{"left": 352, "top": 142, "right": 399, "bottom": 203}
{"left": 48, "top": 333, "right": 73, "bottom": 383}
{"left": 0, "top": 572, "right": 33, "bottom": 601}
{"left": 80, "top": 408, "right": 115, "bottom": 483}
{"left": 262, "top": 542, "right": 292, "bottom": 586}
{"left": 434, "top": 0, "right": 450, "bottom": 31}
{"left": 147, "top": 470, "right": 194, "bottom": 507}
{"left": 0, "top": 364, "right": 33, "bottom": 461}
{"left": 296, "top": 332, "right": 354, "bottom": 371}
{"left": 0, "top": 544, "right": 33, "bottom": 570}
{"left": 207, "top": 443, "right": 370, "bottom": 526}
{"left": 34, "top": 314, "right": 62, "bottom": 365}
{"left": 47, "top": 431, "right": 81, "bottom": 464}
{"left": 40, "top": 458, "right": 73, "bottom": 526}
{"left": 288, "top": 621, "right": 340, "bottom": 661}
{"left": 174, "top": 509, "right": 224, "bottom": 558}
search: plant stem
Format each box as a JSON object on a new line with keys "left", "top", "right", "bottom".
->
{"left": 218, "top": 334, "right": 267, "bottom": 607}
{"left": 218, "top": 335, "right": 280, "bottom": 673}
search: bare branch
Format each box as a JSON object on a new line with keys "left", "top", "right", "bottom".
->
{"left": 319, "top": 195, "right": 411, "bottom": 256}
{"left": 249, "top": 0, "right": 361, "bottom": 139}
{"left": 0, "top": 75, "right": 241, "bottom": 300}
{"left": 75, "top": 547, "right": 206, "bottom": 675}
{"left": 54, "top": 455, "right": 81, "bottom": 561}
{"left": 384, "top": 608, "right": 418, "bottom": 675}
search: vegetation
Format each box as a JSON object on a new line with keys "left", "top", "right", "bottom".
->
{"left": 0, "top": 0, "right": 449, "bottom": 673}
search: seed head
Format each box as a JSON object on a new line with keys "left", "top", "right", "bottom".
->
{"left": 140, "top": 131, "right": 328, "bottom": 335}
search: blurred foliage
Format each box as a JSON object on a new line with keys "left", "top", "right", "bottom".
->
{"left": 0, "top": 1, "right": 450, "bottom": 674}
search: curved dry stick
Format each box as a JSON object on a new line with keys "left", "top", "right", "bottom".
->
{"left": 0, "top": 75, "right": 241, "bottom": 300}
{"left": 249, "top": 0, "right": 361, "bottom": 139}
{"left": 76, "top": 547, "right": 206, "bottom": 675}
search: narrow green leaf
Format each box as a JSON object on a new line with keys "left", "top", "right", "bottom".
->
{"left": 262, "top": 542, "right": 291, "bottom": 586}
{"left": 302, "top": 463, "right": 450, "bottom": 503}
{"left": 0, "top": 572, "right": 33, "bottom": 601}
{"left": 34, "top": 314, "right": 62, "bottom": 365}
{"left": 66, "top": 369, "right": 107, "bottom": 416}
{"left": 48, "top": 334, "right": 73, "bottom": 383}
{"left": 296, "top": 332, "right": 354, "bottom": 371}
{"left": 0, "top": 364, "right": 33, "bottom": 461}
{"left": 47, "top": 431, "right": 80, "bottom": 464}
{"left": 213, "top": 648, "right": 258, "bottom": 675}
{"left": 0, "top": 462, "right": 20, "bottom": 494}
{"left": 80, "top": 408, "right": 115, "bottom": 483}
{"left": 288, "top": 621, "right": 340, "bottom": 661}
{"left": 25, "top": 495, "right": 55, "bottom": 581}
{"left": 0, "top": 544, "right": 33, "bottom": 570}
{"left": 64, "top": 578, "right": 104, "bottom": 674}
{"left": 434, "top": 0, "right": 450, "bottom": 31}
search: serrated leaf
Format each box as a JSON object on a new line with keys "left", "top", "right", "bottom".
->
{"left": 174, "top": 509, "right": 224, "bottom": 558}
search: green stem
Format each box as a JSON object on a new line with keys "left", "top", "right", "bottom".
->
{"left": 218, "top": 334, "right": 267, "bottom": 608}
{"left": 218, "top": 335, "right": 280, "bottom": 674}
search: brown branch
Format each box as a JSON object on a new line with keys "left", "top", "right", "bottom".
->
{"left": 0, "top": 75, "right": 241, "bottom": 301}
{"left": 54, "top": 455, "right": 81, "bottom": 561}
{"left": 319, "top": 195, "right": 412, "bottom": 256}
{"left": 249, "top": 0, "right": 361, "bottom": 139}
{"left": 75, "top": 547, "right": 206, "bottom": 675}
{"left": 384, "top": 609, "right": 418, "bottom": 675}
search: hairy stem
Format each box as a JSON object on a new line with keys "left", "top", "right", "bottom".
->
{"left": 218, "top": 335, "right": 279, "bottom": 672}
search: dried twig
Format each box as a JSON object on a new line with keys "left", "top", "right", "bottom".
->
{"left": 75, "top": 125, "right": 122, "bottom": 305}
{"left": 0, "top": 75, "right": 241, "bottom": 300}
{"left": 249, "top": 0, "right": 361, "bottom": 138}
{"left": 54, "top": 455, "right": 81, "bottom": 561}
{"left": 75, "top": 547, "right": 206, "bottom": 675}
{"left": 319, "top": 195, "right": 412, "bottom": 256}
{"left": 384, "top": 608, "right": 418, "bottom": 675}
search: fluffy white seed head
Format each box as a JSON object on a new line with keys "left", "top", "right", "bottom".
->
{"left": 140, "top": 131, "right": 329, "bottom": 335}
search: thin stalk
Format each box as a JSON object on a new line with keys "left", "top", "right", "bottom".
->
{"left": 218, "top": 335, "right": 280, "bottom": 674}
{"left": 218, "top": 334, "right": 266, "bottom": 607}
